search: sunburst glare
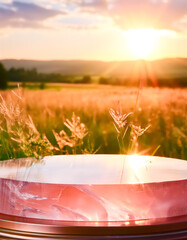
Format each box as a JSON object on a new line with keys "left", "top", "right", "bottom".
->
{"left": 125, "top": 29, "right": 159, "bottom": 59}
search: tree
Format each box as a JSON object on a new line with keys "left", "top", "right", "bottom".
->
{"left": 81, "top": 75, "right": 91, "bottom": 84}
{"left": 39, "top": 82, "right": 46, "bottom": 89}
{"left": 0, "top": 63, "right": 8, "bottom": 89}
{"left": 99, "top": 76, "right": 108, "bottom": 84}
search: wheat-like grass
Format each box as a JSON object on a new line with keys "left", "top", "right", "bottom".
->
{"left": 52, "top": 113, "right": 88, "bottom": 153}
{"left": 0, "top": 88, "right": 95, "bottom": 159}
{"left": 130, "top": 124, "right": 151, "bottom": 153}
{"left": 0, "top": 86, "right": 186, "bottom": 160}
{"left": 0, "top": 89, "right": 52, "bottom": 159}
{"left": 109, "top": 107, "right": 151, "bottom": 154}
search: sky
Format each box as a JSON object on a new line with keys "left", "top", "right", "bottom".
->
{"left": 0, "top": 0, "right": 187, "bottom": 61}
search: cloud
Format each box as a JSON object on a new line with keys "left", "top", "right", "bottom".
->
{"left": 1, "top": 0, "right": 186, "bottom": 31}
{"left": 0, "top": 1, "right": 63, "bottom": 29}
{"left": 108, "top": 0, "right": 187, "bottom": 31}
{"left": 58, "top": 12, "right": 113, "bottom": 30}
{"left": 79, "top": 0, "right": 108, "bottom": 12}
{"left": 52, "top": 0, "right": 187, "bottom": 31}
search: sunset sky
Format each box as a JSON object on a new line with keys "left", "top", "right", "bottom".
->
{"left": 0, "top": 0, "right": 187, "bottom": 61}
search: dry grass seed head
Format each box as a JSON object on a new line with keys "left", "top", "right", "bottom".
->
{"left": 53, "top": 112, "right": 88, "bottom": 151}
{"left": 109, "top": 108, "right": 133, "bottom": 132}
{"left": 0, "top": 89, "right": 52, "bottom": 158}
{"left": 130, "top": 124, "right": 151, "bottom": 140}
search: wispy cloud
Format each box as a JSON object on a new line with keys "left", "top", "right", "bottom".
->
{"left": 48, "top": 0, "right": 187, "bottom": 31}
{"left": 0, "top": 0, "right": 63, "bottom": 29}
{"left": 1, "top": 0, "right": 187, "bottom": 31}
{"left": 108, "top": 0, "right": 187, "bottom": 31}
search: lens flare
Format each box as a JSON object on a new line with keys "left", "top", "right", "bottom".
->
{"left": 125, "top": 29, "right": 159, "bottom": 59}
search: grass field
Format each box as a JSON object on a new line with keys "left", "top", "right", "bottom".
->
{"left": 0, "top": 84, "right": 187, "bottom": 160}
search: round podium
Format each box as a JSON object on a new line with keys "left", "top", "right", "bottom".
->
{"left": 0, "top": 155, "right": 186, "bottom": 239}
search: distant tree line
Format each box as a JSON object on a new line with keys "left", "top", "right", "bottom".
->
{"left": 99, "top": 76, "right": 187, "bottom": 87}
{"left": 8, "top": 67, "right": 92, "bottom": 84}
{"left": 0, "top": 62, "right": 187, "bottom": 89}
{"left": 0, "top": 63, "right": 94, "bottom": 90}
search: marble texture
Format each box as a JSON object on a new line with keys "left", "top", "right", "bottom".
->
{"left": 0, "top": 155, "right": 186, "bottom": 222}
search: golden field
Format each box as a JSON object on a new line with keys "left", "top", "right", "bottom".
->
{"left": 0, "top": 84, "right": 187, "bottom": 160}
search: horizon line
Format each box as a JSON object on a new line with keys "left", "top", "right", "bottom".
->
{"left": 1, "top": 57, "right": 187, "bottom": 62}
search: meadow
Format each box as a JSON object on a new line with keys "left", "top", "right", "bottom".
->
{"left": 0, "top": 84, "right": 186, "bottom": 160}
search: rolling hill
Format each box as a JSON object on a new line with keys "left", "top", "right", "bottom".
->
{"left": 1, "top": 58, "right": 187, "bottom": 79}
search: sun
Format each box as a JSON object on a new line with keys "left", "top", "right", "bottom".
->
{"left": 125, "top": 29, "right": 159, "bottom": 59}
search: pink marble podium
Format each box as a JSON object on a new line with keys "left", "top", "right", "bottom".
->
{"left": 0, "top": 155, "right": 186, "bottom": 223}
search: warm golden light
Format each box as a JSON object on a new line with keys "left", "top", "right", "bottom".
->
{"left": 129, "top": 154, "right": 146, "bottom": 169}
{"left": 128, "top": 154, "right": 147, "bottom": 183}
{"left": 125, "top": 29, "right": 159, "bottom": 59}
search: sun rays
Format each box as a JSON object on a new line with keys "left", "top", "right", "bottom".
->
{"left": 125, "top": 29, "right": 159, "bottom": 59}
